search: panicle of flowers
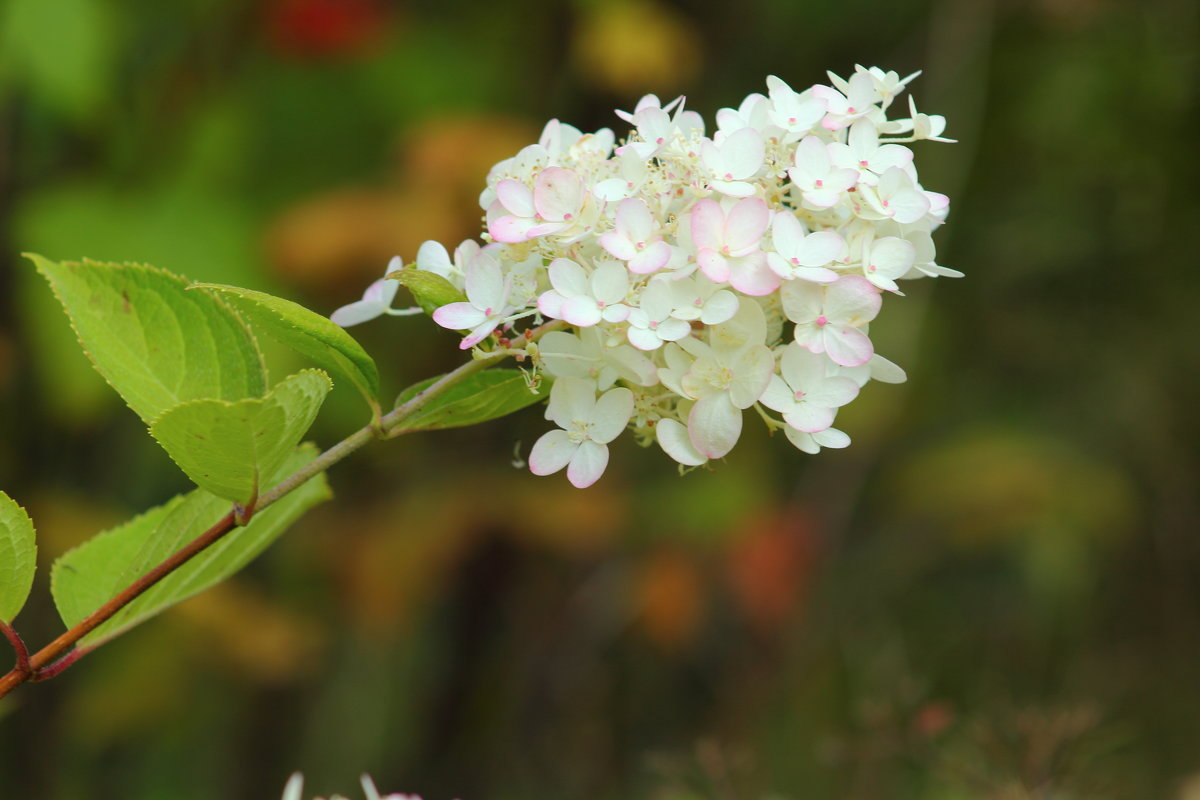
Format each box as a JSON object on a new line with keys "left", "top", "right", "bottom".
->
{"left": 335, "top": 65, "right": 960, "bottom": 488}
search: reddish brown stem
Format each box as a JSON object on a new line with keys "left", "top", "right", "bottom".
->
{"left": 0, "top": 510, "right": 236, "bottom": 698}
{"left": 0, "top": 618, "right": 30, "bottom": 675}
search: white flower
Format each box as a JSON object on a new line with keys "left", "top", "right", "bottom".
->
{"left": 431, "top": 251, "right": 514, "bottom": 349}
{"left": 537, "top": 258, "right": 630, "bottom": 326}
{"left": 538, "top": 328, "right": 658, "bottom": 388}
{"left": 760, "top": 344, "right": 859, "bottom": 433}
{"left": 625, "top": 279, "right": 692, "bottom": 351}
{"left": 782, "top": 275, "right": 882, "bottom": 367}
{"left": 529, "top": 378, "right": 634, "bottom": 488}
{"left": 765, "top": 75, "right": 827, "bottom": 139}
{"left": 701, "top": 127, "right": 764, "bottom": 197}
{"left": 689, "top": 197, "right": 778, "bottom": 296}
{"left": 330, "top": 257, "right": 403, "bottom": 327}
{"left": 599, "top": 198, "right": 672, "bottom": 274}
{"left": 766, "top": 213, "right": 842, "bottom": 283}
{"left": 787, "top": 135, "right": 859, "bottom": 209}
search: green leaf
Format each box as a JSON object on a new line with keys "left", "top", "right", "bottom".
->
{"left": 0, "top": 491, "right": 37, "bottom": 623}
{"left": 193, "top": 283, "right": 381, "bottom": 412}
{"left": 150, "top": 370, "right": 332, "bottom": 504}
{"left": 27, "top": 255, "right": 266, "bottom": 424}
{"left": 51, "top": 445, "right": 331, "bottom": 648}
{"left": 388, "top": 267, "right": 466, "bottom": 316}
{"left": 392, "top": 369, "right": 547, "bottom": 433}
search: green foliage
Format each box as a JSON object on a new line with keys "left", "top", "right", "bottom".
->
{"left": 392, "top": 369, "right": 546, "bottom": 433}
{"left": 0, "top": 492, "right": 37, "bottom": 623}
{"left": 387, "top": 267, "right": 466, "bottom": 316}
{"left": 50, "top": 445, "right": 331, "bottom": 648}
{"left": 150, "top": 370, "right": 332, "bottom": 505}
{"left": 193, "top": 283, "right": 381, "bottom": 413}
{"left": 28, "top": 255, "right": 266, "bottom": 424}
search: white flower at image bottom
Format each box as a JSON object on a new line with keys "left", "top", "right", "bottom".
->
{"left": 529, "top": 378, "right": 635, "bottom": 488}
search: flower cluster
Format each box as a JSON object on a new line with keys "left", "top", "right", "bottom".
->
{"left": 336, "top": 66, "right": 959, "bottom": 488}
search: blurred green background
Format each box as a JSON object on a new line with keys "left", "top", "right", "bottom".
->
{"left": 0, "top": 0, "right": 1197, "bottom": 798}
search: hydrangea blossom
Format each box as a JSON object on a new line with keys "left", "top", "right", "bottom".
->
{"left": 334, "top": 65, "right": 958, "bottom": 487}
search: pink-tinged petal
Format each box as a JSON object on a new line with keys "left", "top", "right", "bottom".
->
{"left": 729, "top": 346, "right": 775, "bottom": 408}
{"left": 687, "top": 392, "right": 742, "bottom": 459}
{"left": 592, "top": 261, "right": 630, "bottom": 303}
{"left": 432, "top": 302, "right": 486, "bottom": 331}
{"left": 795, "top": 231, "right": 844, "bottom": 266}
{"left": 697, "top": 249, "right": 731, "bottom": 283}
{"left": 783, "top": 403, "right": 836, "bottom": 433}
{"left": 561, "top": 296, "right": 603, "bottom": 327}
{"left": 548, "top": 258, "right": 590, "bottom": 297}
{"left": 590, "top": 386, "right": 634, "bottom": 443}
{"left": 689, "top": 199, "right": 725, "bottom": 252}
{"left": 533, "top": 167, "right": 584, "bottom": 221}
{"left": 727, "top": 253, "right": 780, "bottom": 296}
{"left": 529, "top": 430, "right": 576, "bottom": 476}
{"left": 627, "top": 326, "right": 664, "bottom": 351}
{"left": 780, "top": 280, "right": 823, "bottom": 323}
{"left": 548, "top": 377, "right": 598, "bottom": 427}
{"left": 822, "top": 325, "right": 874, "bottom": 367}
{"left": 823, "top": 276, "right": 882, "bottom": 324}
{"left": 628, "top": 241, "right": 671, "bottom": 274}
{"left": 459, "top": 317, "right": 502, "bottom": 350}
{"left": 465, "top": 254, "right": 504, "bottom": 310}
{"left": 699, "top": 290, "right": 738, "bottom": 325}
{"left": 657, "top": 418, "right": 707, "bottom": 466}
{"left": 496, "top": 179, "right": 535, "bottom": 217}
{"left": 599, "top": 231, "right": 638, "bottom": 261}
{"left": 566, "top": 440, "right": 609, "bottom": 488}
{"left": 525, "top": 220, "right": 569, "bottom": 239}
{"left": 724, "top": 198, "right": 770, "bottom": 255}
{"left": 616, "top": 197, "right": 654, "bottom": 241}
{"left": 489, "top": 215, "right": 540, "bottom": 243}
{"left": 330, "top": 298, "right": 384, "bottom": 327}
{"left": 537, "top": 290, "right": 567, "bottom": 320}
{"left": 793, "top": 325, "right": 825, "bottom": 354}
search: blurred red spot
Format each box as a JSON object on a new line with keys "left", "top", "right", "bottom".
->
{"left": 267, "top": 0, "right": 389, "bottom": 59}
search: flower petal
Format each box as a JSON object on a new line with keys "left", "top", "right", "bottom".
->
{"left": 529, "top": 429, "right": 576, "bottom": 476}
{"left": 687, "top": 392, "right": 742, "bottom": 459}
{"left": 566, "top": 440, "right": 609, "bottom": 488}
{"left": 590, "top": 386, "right": 634, "bottom": 443}
{"left": 657, "top": 418, "right": 707, "bottom": 466}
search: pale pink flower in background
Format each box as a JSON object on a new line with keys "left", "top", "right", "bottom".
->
{"left": 431, "top": 252, "right": 514, "bottom": 349}
{"left": 782, "top": 275, "right": 882, "bottom": 367}
{"left": 488, "top": 167, "right": 587, "bottom": 243}
{"left": 599, "top": 198, "right": 672, "bottom": 274}
{"left": 859, "top": 166, "right": 931, "bottom": 224}
{"left": 625, "top": 279, "right": 692, "bottom": 351}
{"left": 828, "top": 119, "right": 913, "bottom": 186}
{"left": 760, "top": 344, "right": 860, "bottom": 433}
{"left": 765, "top": 75, "right": 827, "bottom": 139}
{"left": 529, "top": 378, "right": 634, "bottom": 488}
{"left": 859, "top": 235, "right": 917, "bottom": 293}
{"left": 814, "top": 69, "right": 880, "bottom": 130}
{"left": 701, "top": 126, "right": 765, "bottom": 197}
{"left": 766, "top": 213, "right": 842, "bottom": 283}
{"left": 787, "top": 135, "right": 859, "bottom": 209}
{"left": 330, "top": 257, "right": 403, "bottom": 328}
{"left": 689, "top": 197, "right": 778, "bottom": 296}
{"left": 537, "top": 258, "right": 630, "bottom": 326}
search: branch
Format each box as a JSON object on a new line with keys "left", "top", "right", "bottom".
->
{"left": 0, "top": 321, "right": 563, "bottom": 699}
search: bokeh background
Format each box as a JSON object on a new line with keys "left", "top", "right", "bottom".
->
{"left": 1, "top": 0, "right": 1198, "bottom": 798}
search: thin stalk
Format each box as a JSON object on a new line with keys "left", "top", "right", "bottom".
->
{"left": 0, "top": 321, "right": 562, "bottom": 699}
